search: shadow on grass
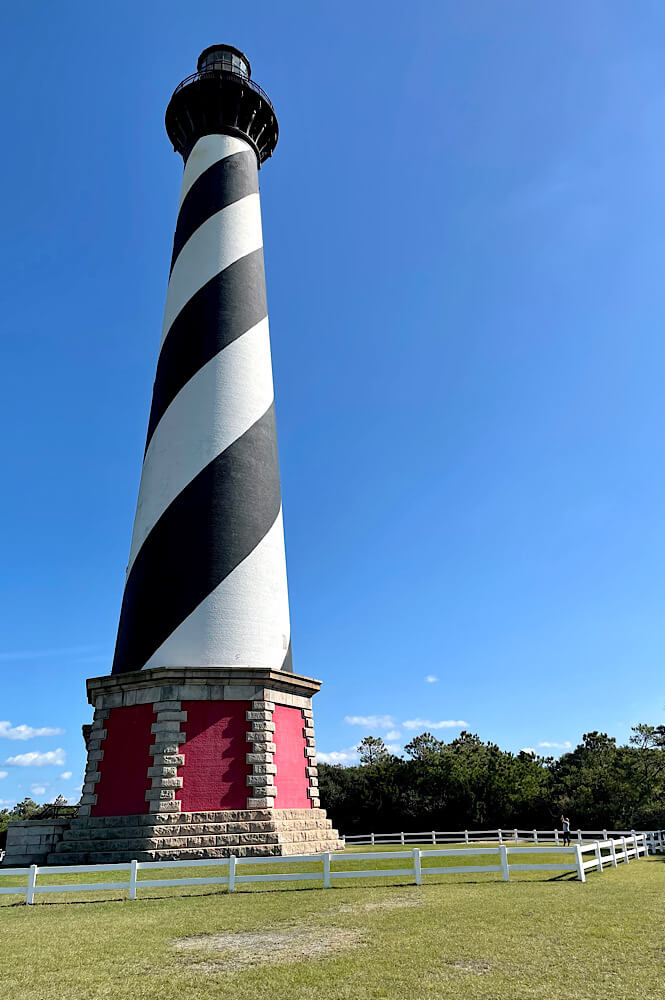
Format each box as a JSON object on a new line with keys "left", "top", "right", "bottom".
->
{"left": 5, "top": 870, "right": 584, "bottom": 908}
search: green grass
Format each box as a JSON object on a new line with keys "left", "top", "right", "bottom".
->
{"left": 1, "top": 845, "right": 664, "bottom": 999}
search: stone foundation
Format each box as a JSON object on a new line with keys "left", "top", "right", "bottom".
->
{"left": 56, "top": 665, "right": 341, "bottom": 862}
{"left": 47, "top": 808, "right": 343, "bottom": 865}
{"left": 4, "top": 819, "right": 73, "bottom": 867}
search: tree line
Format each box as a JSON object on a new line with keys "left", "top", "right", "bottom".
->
{"left": 2, "top": 724, "right": 663, "bottom": 847}
{"left": 318, "top": 724, "right": 665, "bottom": 834}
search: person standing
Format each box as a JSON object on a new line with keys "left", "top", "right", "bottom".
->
{"left": 561, "top": 815, "right": 571, "bottom": 847}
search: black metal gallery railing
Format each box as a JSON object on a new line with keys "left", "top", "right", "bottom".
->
{"left": 171, "top": 69, "right": 275, "bottom": 113}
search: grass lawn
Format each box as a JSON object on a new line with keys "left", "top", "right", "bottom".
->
{"left": 1, "top": 845, "right": 664, "bottom": 999}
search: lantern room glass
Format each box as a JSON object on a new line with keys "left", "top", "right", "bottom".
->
{"left": 198, "top": 48, "right": 250, "bottom": 79}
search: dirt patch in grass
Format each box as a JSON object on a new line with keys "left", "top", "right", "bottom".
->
{"left": 173, "top": 926, "right": 364, "bottom": 972}
{"left": 446, "top": 959, "right": 492, "bottom": 975}
{"left": 327, "top": 894, "right": 422, "bottom": 915}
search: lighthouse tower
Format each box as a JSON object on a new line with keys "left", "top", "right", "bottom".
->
{"left": 52, "top": 47, "right": 342, "bottom": 863}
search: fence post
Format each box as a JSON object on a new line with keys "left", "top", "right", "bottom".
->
{"left": 323, "top": 852, "right": 331, "bottom": 889}
{"left": 609, "top": 838, "right": 617, "bottom": 867}
{"left": 499, "top": 843, "right": 510, "bottom": 881}
{"left": 431, "top": 830, "right": 436, "bottom": 844}
{"left": 594, "top": 841, "right": 603, "bottom": 873}
{"left": 400, "top": 831, "right": 405, "bottom": 845}
{"left": 228, "top": 855, "right": 237, "bottom": 892}
{"left": 533, "top": 829, "right": 538, "bottom": 846}
{"left": 513, "top": 828, "right": 518, "bottom": 844}
{"left": 464, "top": 830, "right": 469, "bottom": 844}
{"left": 413, "top": 848, "right": 422, "bottom": 886}
{"left": 498, "top": 829, "right": 503, "bottom": 845}
{"left": 603, "top": 829, "right": 608, "bottom": 841}
{"left": 554, "top": 829, "right": 560, "bottom": 846}
{"left": 129, "top": 859, "right": 138, "bottom": 900}
{"left": 621, "top": 836, "right": 629, "bottom": 863}
{"left": 577, "top": 829, "right": 582, "bottom": 845}
{"left": 26, "top": 864, "right": 38, "bottom": 906}
{"left": 370, "top": 832, "right": 375, "bottom": 846}
{"left": 574, "top": 845, "right": 586, "bottom": 882}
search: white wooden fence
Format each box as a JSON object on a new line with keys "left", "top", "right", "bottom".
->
{"left": 0, "top": 833, "right": 652, "bottom": 905}
{"left": 343, "top": 827, "right": 665, "bottom": 848}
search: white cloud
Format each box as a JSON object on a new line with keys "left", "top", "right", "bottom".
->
{"left": 31, "top": 784, "right": 47, "bottom": 796}
{"left": 4, "top": 748, "right": 66, "bottom": 767}
{"left": 0, "top": 771, "right": 7, "bottom": 780}
{"left": 60, "top": 771, "right": 72, "bottom": 780}
{"left": 385, "top": 730, "right": 402, "bottom": 740}
{"left": 401, "top": 719, "right": 468, "bottom": 731}
{"left": 0, "top": 721, "right": 65, "bottom": 741}
{"left": 425, "top": 675, "right": 438, "bottom": 683}
{"left": 538, "top": 741, "right": 572, "bottom": 750}
{"left": 385, "top": 744, "right": 402, "bottom": 754}
{"left": 521, "top": 747, "right": 536, "bottom": 756}
{"left": 318, "top": 747, "right": 359, "bottom": 765}
{"left": 344, "top": 715, "right": 395, "bottom": 730}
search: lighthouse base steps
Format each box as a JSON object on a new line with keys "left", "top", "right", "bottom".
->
{"left": 46, "top": 808, "right": 343, "bottom": 865}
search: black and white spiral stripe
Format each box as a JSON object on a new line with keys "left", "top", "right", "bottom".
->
{"left": 112, "top": 134, "right": 292, "bottom": 675}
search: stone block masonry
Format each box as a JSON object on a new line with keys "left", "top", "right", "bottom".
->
{"left": 46, "top": 808, "right": 343, "bottom": 865}
{"left": 4, "top": 820, "right": 74, "bottom": 867}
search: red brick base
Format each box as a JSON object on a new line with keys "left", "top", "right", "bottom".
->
{"left": 81, "top": 667, "right": 322, "bottom": 823}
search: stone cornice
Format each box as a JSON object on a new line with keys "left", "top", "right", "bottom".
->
{"left": 86, "top": 666, "right": 321, "bottom": 706}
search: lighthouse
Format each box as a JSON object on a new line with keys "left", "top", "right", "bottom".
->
{"left": 113, "top": 45, "right": 291, "bottom": 678}
{"left": 51, "top": 47, "right": 342, "bottom": 863}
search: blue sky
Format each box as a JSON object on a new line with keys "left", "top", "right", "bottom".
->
{"left": 1, "top": 1, "right": 665, "bottom": 804}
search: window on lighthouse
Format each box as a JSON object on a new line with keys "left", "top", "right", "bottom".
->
{"left": 202, "top": 50, "right": 249, "bottom": 77}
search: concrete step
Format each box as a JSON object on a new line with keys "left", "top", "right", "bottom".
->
{"left": 61, "top": 820, "right": 278, "bottom": 842}
{"left": 47, "top": 808, "right": 342, "bottom": 866}
{"left": 61, "top": 816, "right": 333, "bottom": 842}
{"left": 54, "top": 825, "right": 335, "bottom": 856}
{"left": 46, "top": 834, "right": 344, "bottom": 867}
{"left": 53, "top": 832, "right": 283, "bottom": 854}
{"left": 67, "top": 808, "right": 323, "bottom": 829}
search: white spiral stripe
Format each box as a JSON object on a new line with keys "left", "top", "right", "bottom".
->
{"left": 160, "top": 192, "right": 263, "bottom": 349}
{"left": 177, "top": 134, "right": 251, "bottom": 210}
{"left": 141, "top": 506, "right": 291, "bottom": 671}
{"left": 127, "top": 317, "right": 275, "bottom": 575}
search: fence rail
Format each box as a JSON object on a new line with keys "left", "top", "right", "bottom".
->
{"left": 343, "top": 827, "right": 665, "bottom": 848}
{"left": 0, "top": 833, "right": 654, "bottom": 905}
